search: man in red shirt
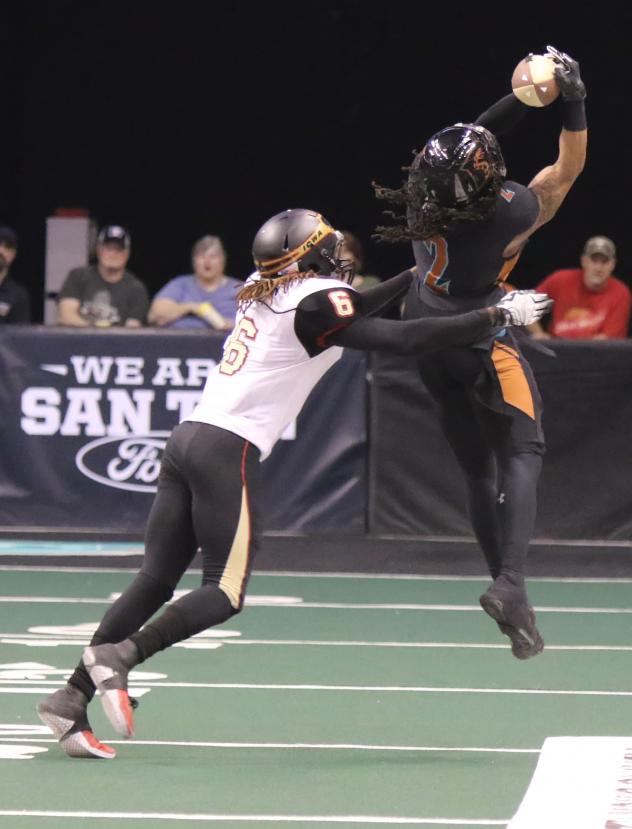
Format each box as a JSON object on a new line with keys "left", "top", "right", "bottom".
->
{"left": 530, "top": 236, "right": 631, "bottom": 339}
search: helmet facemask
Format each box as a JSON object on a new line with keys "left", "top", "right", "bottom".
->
{"left": 317, "top": 230, "right": 355, "bottom": 284}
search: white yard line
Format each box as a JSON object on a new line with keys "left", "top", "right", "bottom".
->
{"left": 221, "top": 640, "right": 632, "bottom": 652}
{"left": 0, "top": 596, "right": 631, "bottom": 613}
{"left": 0, "top": 551, "right": 143, "bottom": 558}
{"left": 0, "top": 565, "right": 144, "bottom": 574}
{"left": 3, "top": 633, "right": 632, "bottom": 652}
{"left": 0, "top": 596, "right": 111, "bottom": 604}
{"left": 2, "top": 679, "right": 632, "bottom": 696}
{"left": 253, "top": 570, "right": 632, "bottom": 584}
{"left": 0, "top": 737, "right": 538, "bottom": 753}
{"left": 1, "top": 565, "right": 632, "bottom": 584}
{"left": 0, "top": 811, "right": 508, "bottom": 825}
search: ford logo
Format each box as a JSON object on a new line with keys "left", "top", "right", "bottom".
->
{"left": 75, "top": 432, "right": 170, "bottom": 492}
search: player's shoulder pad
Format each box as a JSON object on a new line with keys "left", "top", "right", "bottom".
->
{"left": 498, "top": 180, "right": 539, "bottom": 228}
{"left": 297, "top": 286, "right": 361, "bottom": 320}
{"left": 498, "top": 180, "right": 529, "bottom": 205}
{"left": 295, "top": 286, "right": 361, "bottom": 355}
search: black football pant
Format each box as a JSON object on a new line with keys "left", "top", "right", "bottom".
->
{"left": 69, "top": 421, "right": 261, "bottom": 700}
{"left": 415, "top": 336, "right": 544, "bottom": 582}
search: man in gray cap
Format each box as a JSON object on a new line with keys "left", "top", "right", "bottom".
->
{"left": 57, "top": 225, "right": 149, "bottom": 327}
{"left": 530, "top": 235, "right": 631, "bottom": 339}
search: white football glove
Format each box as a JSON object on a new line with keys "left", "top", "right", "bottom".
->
{"left": 494, "top": 290, "right": 553, "bottom": 326}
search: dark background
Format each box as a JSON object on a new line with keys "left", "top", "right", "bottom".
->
{"left": 2, "top": 2, "right": 628, "bottom": 321}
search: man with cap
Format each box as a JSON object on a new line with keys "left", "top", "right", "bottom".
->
{"left": 0, "top": 226, "right": 30, "bottom": 324}
{"left": 57, "top": 225, "right": 149, "bottom": 327}
{"left": 530, "top": 236, "right": 631, "bottom": 339}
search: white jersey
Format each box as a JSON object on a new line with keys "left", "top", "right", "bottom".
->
{"left": 185, "top": 275, "right": 356, "bottom": 460}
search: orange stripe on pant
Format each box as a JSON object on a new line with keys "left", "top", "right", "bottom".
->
{"left": 491, "top": 342, "right": 535, "bottom": 420}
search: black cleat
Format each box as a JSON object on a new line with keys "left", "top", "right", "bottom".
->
{"left": 36, "top": 685, "right": 116, "bottom": 759}
{"left": 479, "top": 578, "right": 544, "bottom": 660}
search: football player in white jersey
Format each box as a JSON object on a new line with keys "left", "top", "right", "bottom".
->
{"left": 37, "top": 208, "right": 551, "bottom": 759}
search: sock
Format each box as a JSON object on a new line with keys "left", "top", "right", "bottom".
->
{"left": 114, "top": 638, "right": 140, "bottom": 668}
{"left": 131, "top": 584, "right": 234, "bottom": 661}
{"left": 67, "top": 571, "right": 174, "bottom": 700}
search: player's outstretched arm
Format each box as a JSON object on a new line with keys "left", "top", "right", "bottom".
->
{"left": 474, "top": 93, "right": 530, "bottom": 136}
{"left": 328, "top": 291, "right": 552, "bottom": 355}
{"left": 358, "top": 267, "right": 416, "bottom": 317}
{"left": 521, "top": 47, "right": 587, "bottom": 234}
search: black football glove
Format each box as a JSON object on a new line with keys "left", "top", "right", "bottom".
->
{"left": 546, "top": 45, "right": 586, "bottom": 101}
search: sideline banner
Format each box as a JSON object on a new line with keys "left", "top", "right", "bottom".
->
{"left": 369, "top": 341, "right": 632, "bottom": 540}
{"left": 0, "top": 327, "right": 367, "bottom": 534}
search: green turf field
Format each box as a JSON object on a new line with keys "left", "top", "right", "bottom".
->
{"left": 1, "top": 564, "right": 631, "bottom": 827}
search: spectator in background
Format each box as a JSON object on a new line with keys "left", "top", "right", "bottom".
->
{"left": 529, "top": 236, "right": 631, "bottom": 340}
{"left": 148, "top": 235, "right": 239, "bottom": 330}
{"left": 339, "top": 230, "right": 381, "bottom": 291}
{"left": 57, "top": 225, "right": 149, "bottom": 327}
{"left": 0, "top": 226, "right": 30, "bottom": 323}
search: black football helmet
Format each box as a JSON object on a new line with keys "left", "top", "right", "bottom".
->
{"left": 413, "top": 124, "right": 506, "bottom": 208}
{"left": 252, "top": 209, "right": 354, "bottom": 283}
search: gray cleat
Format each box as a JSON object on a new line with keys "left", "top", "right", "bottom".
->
{"left": 36, "top": 685, "right": 116, "bottom": 759}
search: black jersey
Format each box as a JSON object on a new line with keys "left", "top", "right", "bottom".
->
{"left": 411, "top": 181, "right": 539, "bottom": 312}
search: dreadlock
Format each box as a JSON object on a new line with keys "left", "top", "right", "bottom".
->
{"left": 237, "top": 271, "right": 315, "bottom": 310}
{"left": 372, "top": 164, "right": 501, "bottom": 244}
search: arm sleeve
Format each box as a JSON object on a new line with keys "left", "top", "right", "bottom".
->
{"left": 474, "top": 93, "right": 530, "bottom": 136}
{"left": 356, "top": 268, "right": 414, "bottom": 317}
{"left": 328, "top": 309, "right": 497, "bottom": 355}
{"left": 294, "top": 287, "right": 363, "bottom": 356}
{"left": 58, "top": 269, "right": 84, "bottom": 301}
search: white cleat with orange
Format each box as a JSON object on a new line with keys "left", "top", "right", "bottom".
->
{"left": 83, "top": 643, "right": 136, "bottom": 738}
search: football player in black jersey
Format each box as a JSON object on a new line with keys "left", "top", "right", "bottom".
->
{"left": 374, "top": 47, "right": 587, "bottom": 659}
{"left": 36, "top": 209, "right": 551, "bottom": 759}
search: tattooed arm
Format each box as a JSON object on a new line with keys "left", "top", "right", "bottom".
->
{"left": 504, "top": 47, "right": 587, "bottom": 257}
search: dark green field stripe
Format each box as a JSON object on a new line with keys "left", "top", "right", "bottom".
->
{"left": 4, "top": 683, "right": 631, "bottom": 749}
{"left": 1, "top": 602, "right": 632, "bottom": 647}
{"left": 0, "top": 744, "right": 528, "bottom": 821}
{"left": 1, "top": 570, "right": 632, "bottom": 609}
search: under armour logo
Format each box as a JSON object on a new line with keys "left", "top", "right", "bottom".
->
{"left": 497, "top": 492, "right": 506, "bottom": 504}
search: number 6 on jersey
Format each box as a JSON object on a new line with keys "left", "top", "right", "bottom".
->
{"left": 328, "top": 290, "right": 355, "bottom": 317}
{"left": 219, "top": 318, "right": 258, "bottom": 375}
